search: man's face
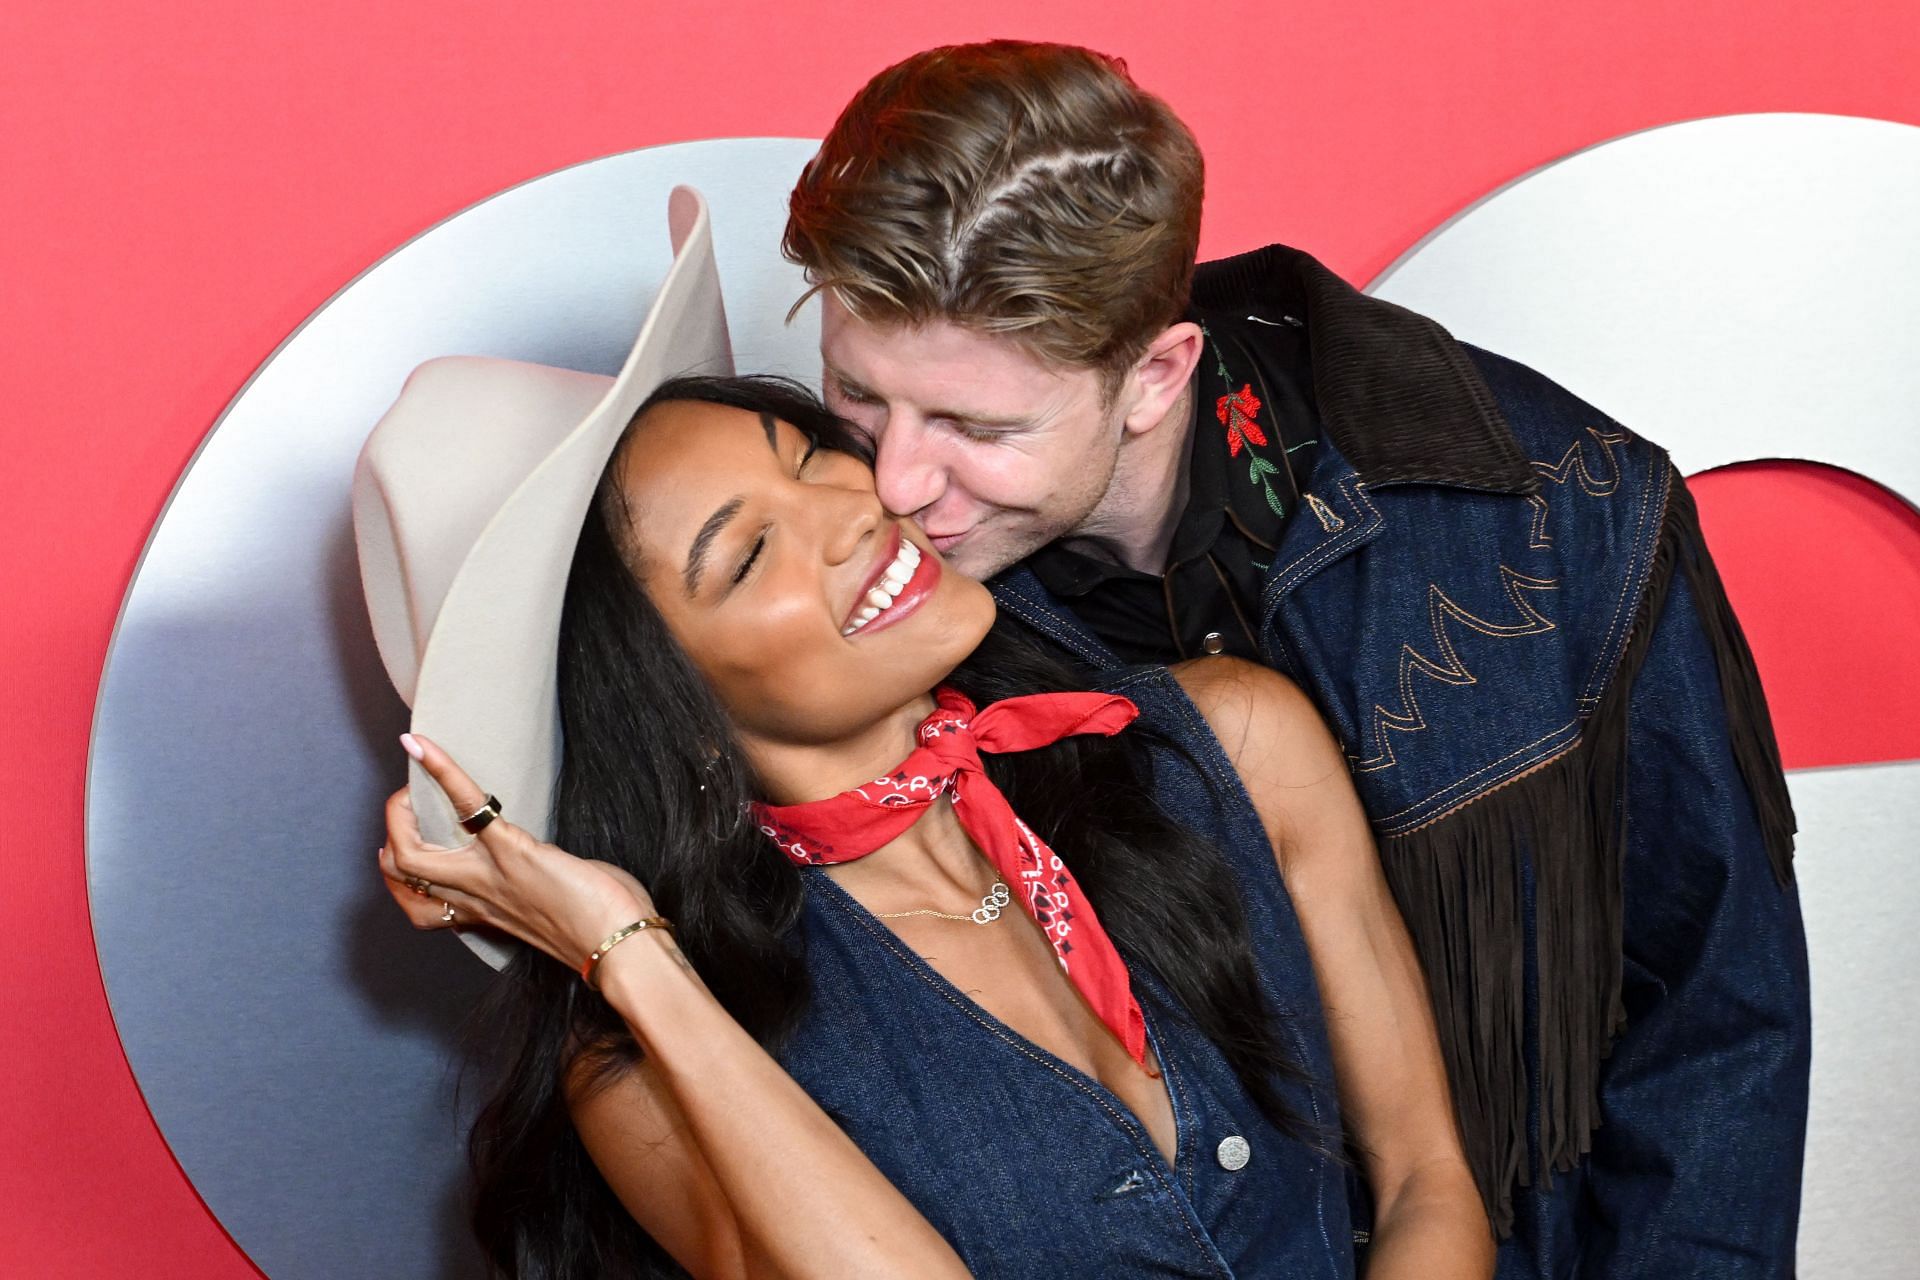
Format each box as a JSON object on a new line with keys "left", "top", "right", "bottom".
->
{"left": 818, "top": 292, "right": 1124, "bottom": 580}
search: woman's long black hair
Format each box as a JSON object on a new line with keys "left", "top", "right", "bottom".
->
{"left": 463, "top": 375, "right": 1322, "bottom": 1278}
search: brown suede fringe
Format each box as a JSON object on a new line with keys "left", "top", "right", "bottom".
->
{"left": 1375, "top": 464, "right": 1798, "bottom": 1239}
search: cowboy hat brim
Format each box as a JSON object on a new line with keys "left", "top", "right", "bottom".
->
{"left": 353, "top": 186, "right": 734, "bottom": 969}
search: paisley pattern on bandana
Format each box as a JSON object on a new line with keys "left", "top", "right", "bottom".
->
{"left": 751, "top": 687, "right": 1148, "bottom": 1064}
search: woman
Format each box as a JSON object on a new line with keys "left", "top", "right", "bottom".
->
{"left": 375, "top": 373, "right": 1491, "bottom": 1279}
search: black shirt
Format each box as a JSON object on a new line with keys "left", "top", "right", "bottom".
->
{"left": 1027, "top": 306, "right": 1321, "bottom": 663}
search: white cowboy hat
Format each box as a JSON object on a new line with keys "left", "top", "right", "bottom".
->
{"left": 351, "top": 185, "right": 734, "bottom": 969}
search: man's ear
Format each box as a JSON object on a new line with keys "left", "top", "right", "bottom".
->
{"left": 1118, "top": 321, "right": 1205, "bottom": 437}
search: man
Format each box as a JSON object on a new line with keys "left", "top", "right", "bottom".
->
{"left": 780, "top": 40, "right": 1810, "bottom": 1279}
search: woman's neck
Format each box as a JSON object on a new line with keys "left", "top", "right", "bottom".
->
{"left": 746, "top": 689, "right": 935, "bottom": 805}
{"left": 744, "top": 689, "right": 996, "bottom": 909}
{"left": 822, "top": 798, "right": 994, "bottom": 911}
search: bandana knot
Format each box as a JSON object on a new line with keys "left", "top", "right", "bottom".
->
{"left": 751, "top": 686, "right": 1148, "bottom": 1064}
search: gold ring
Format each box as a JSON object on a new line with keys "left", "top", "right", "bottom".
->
{"left": 404, "top": 875, "right": 432, "bottom": 897}
{"left": 459, "top": 794, "right": 502, "bottom": 834}
{"left": 439, "top": 900, "right": 457, "bottom": 924}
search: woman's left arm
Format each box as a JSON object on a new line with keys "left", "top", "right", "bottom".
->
{"left": 1174, "top": 657, "right": 1494, "bottom": 1280}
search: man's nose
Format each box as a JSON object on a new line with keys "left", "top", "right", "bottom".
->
{"left": 870, "top": 415, "right": 946, "bottom": 519}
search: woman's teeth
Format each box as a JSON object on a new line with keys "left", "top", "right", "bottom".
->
{"left": 843, "top": 539, "right": 923, "bottom": 636}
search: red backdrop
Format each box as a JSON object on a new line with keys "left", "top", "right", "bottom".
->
{"left": 4, "top": 2, "right": 1917, "bottom": 1274}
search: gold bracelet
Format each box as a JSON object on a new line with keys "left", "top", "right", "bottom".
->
{"left": 580, "top": 916, "right": 675, "bottom": 989}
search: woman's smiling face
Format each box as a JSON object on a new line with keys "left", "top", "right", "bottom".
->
{"left": 613, "top": 395, "right": 996, "bottom": 754}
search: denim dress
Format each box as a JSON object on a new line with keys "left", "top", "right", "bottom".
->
{"left": 774, "top": 666, "right": 1356, "bottom": 1278}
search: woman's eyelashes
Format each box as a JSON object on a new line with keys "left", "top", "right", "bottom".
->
{"left": 725, "top": 438, "right": 820, "bottom": 592}
{"left": 731, "top": 529, "right": 768, "bottom": 587}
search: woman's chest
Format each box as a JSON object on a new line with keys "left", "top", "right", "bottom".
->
{"left": 888, "top": 908, "right": 1180, "bottom": 1166}
{"left": 777, "top": 885, "right": 1354, "bottom": 1280}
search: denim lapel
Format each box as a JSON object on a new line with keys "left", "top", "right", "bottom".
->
{"left": 987, "top": 567, "right": 1126, "bottom": 672}
{"left": 1256, "top": 437, "right": 1386, "bottom": 644}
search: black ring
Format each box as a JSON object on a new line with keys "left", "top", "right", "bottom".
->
{"left": 459, "top": 793, "right": 502, "bottom": 834}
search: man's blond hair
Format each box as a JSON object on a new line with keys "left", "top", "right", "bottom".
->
{"left": 783, "top": 41, "right": 1205, "bottom": 392}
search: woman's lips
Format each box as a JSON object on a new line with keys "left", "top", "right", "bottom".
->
{"left": 847, "top": 524, "right": 904, "bottom": 619}
{"left": 847, "top": 543, "right": 942, "bottom": 640}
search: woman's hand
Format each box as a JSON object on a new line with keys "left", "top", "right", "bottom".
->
{"left": 380, "top": 744, "right": 970, "bottom": 1280}
{"left": 377, "top": 731, "right": 652, "bottom": 972}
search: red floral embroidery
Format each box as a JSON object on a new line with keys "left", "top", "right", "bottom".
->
{"left": 1216, "top": 383, "right": 1268, "bottom": 457}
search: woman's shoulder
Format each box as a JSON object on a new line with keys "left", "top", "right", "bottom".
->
{"left": 1168, "top": 657, "right": 1321, "bottom": 762}
{"left": 1168, "top": 657, "right": 1353, "bottom": 843}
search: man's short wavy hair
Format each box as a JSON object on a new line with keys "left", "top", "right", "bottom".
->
{"left": 783, "top": 41, "right": 1205, "bottom": 394}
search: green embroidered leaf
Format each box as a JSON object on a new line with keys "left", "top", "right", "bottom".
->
{"left": 1248, "top": 457, "right": 1262, "bottom": 483}
{"left": 1250, "top": 455, "right": 1279, "bottom": 476}
{"left": 1265, "top": 487, "right": 1286, "bottom": 516}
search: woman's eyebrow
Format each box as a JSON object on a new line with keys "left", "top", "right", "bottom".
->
{"left": 683, "top": 496, "right": 745, "bottom": 597}
{"left": 681, "top": 413, "right": 786, "bottom": 596}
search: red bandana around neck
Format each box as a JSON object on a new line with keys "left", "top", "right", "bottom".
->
{"left": 750, "top": 687, "right": 1148, "bottom": 1065}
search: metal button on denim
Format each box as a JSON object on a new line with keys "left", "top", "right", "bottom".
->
{"left": 1216, "top": 1135, "right": 1251, "bottom": 1170}
{"left": 1202, "top": 631, "right": 1226, "bottom": 655}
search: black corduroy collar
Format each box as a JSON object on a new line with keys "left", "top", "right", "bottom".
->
{"left": 1192, "top": 244, "right": 1539, "bottom": 496}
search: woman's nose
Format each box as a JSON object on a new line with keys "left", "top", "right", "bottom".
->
{"left": 822, "top": 489, "right": 884, "bottom": 567}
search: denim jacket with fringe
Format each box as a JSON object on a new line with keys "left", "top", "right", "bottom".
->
{"left": 991, "top": 243, "right": 1811, "bottom": 1279}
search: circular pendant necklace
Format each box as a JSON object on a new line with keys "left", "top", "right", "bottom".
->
{"left": 874, "top": 881, "right": 1012, "bottom": 924}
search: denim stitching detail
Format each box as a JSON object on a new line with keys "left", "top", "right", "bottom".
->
{"left": 1577, "top": 446, "right": 1670, "bottom": 705}
{"left": 1100, "top": 668, "right": 1161, "bottom": 696}
{"left": 813, "top": 882, "right": 1231, "bottom": 1277}
{"left": 1145, "top": 1002, "right": 1202, "bottom": 1203}
{"left": 1363, "top": 426, "right": 1671, "bottom": 826}
{"left": 1373, "top": 722, "right": 1585, "bottom": 833}
{"left": 1266, "top": 473, "right": 1382, "bottom": 602}
{"left": 1157, "top": 677, "right": 1252, "bottom": 801}
{"left": 1525, "top": 421, "right": 1656, "bottom": 707}
{"left": 1576, "top": 443, "right": 1653, "bottom": 704}
{"left": 1349, "top": 568, "right": 1560, "bottom": 774}
{"left": 1386, "top": 740, "right": 1578, "bottom": 838}
{"left": 1525, "top": 493, "right": 1553, "bottom": 548}
{"left": 1531, "top": 425, "right": 1629, "bottom": 496}
{"left": 1148, "top": 670, "right": 1338, "bottom": 1264}
{"left": 1305, "top": 492, "right": 1345, "bottom": 532}
{"left": 990, "top": 576, "right": 1123, "bottom": 670}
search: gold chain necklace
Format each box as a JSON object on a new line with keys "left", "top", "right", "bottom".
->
{"left": 874, "top": 881, "right": 1012, "bottom": 924}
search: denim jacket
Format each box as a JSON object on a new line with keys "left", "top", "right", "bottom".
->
{"left": 991, "top": 244, "right": 1812, "bottom": 1278}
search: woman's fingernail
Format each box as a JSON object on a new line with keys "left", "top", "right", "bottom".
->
{"left": 400, "top": 733, "right": 424, "bottom": 761}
